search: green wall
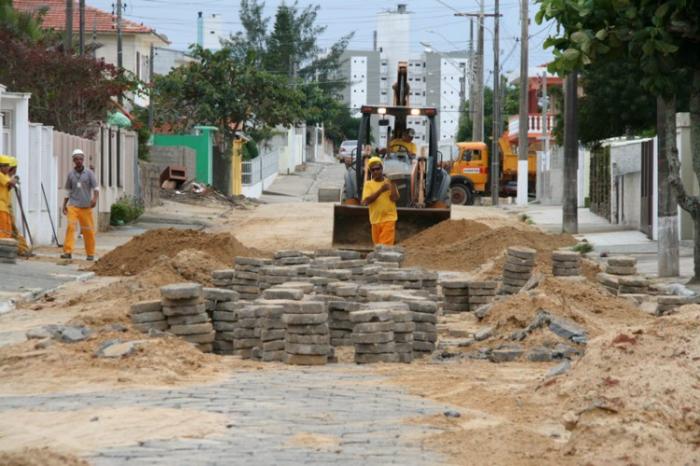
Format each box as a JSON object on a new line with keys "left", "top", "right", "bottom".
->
{"left": 153, "top": 127, "right": 216, "bottom": 184}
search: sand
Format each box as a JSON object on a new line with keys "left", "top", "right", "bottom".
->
{"left": 91, "top": 228, "right": 263, "bottom": 276}
{"left": 0, "top": 448, "right": 90, "bottom": 466}
{"left": 401, "top": 219, "right": 577, "bottom": 272}
{"left": 0, "top": 407, "right": 227, "bottom": 454}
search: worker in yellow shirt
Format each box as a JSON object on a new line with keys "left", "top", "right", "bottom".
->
{"left": 361, "top": 156, "right": 399, "bottom": 246}
{"left": 5, "top": 157, "right": 31, "bottom": 255}
{"left": 0, "top": 155, "right": 18, "bottom": 239}
{"left": 388, "top": 128, "right": 417, "bottom": 157}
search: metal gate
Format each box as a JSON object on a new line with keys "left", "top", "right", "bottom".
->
{"left": 640, "top": 140, "right": 654, "bottom": 238}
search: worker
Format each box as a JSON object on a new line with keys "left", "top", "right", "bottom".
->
{"left": 61, "top": 149, "right": 99, "bottom": 260}
{"left": 6, "top": 157, "right": 31, "bottom": 256}
{"left": 0, "top": 155, "right": 18, "bottom": 239}
{"left": 361, "top": 156, "right": 399, "bottom": 246}
{"left": 388, "top": 128, "right": 417, "bottom": 156}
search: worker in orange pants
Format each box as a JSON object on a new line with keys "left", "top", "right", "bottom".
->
{"left": 6, "top": 156, "right": 31, "bottom": 255}
{"left": 361, "top": 156, "right": 399, "bottom": 246}
{"left": 61, "top": 149, "right": 99, "bottom": 260}
{"left": 0, "top": 155, "right": 18, "bottom": 239}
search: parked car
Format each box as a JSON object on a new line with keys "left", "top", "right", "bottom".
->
{"left": 337, "top": 140, "right": 358, "bottom": 160}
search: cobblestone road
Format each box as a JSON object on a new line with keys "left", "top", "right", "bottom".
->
{"left": 0, "top": 366, "right": 451, "bottom": 465}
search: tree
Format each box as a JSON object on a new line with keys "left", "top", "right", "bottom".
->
{"left": 537, "top": 0, "right": 700, "bottom": 279}
{"left": 457, "top": 81, "right": 519, "bottom": 143}
{"left": 152, "top": 45, "right": 306, "bottom": 149}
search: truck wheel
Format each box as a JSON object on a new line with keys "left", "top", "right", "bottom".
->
{"left": 450, "top": 184, "right": 473, "bottom": 206}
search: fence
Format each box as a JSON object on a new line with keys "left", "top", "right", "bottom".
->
{"left": 589, "top": 145, "right": 611, "bottom": 220}
{"left": 241, "top": 150, "right": 280, "bottom": 198}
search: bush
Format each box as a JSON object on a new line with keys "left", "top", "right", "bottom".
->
{"left": 572, "top": 242, "right": 594, "bottom": 254}
{"left": 110, "top": 196, "right": 144, "bottom": 225}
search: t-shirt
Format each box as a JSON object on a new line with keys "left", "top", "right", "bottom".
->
{"left": 64, "top": 168, "right": 99, "bottom": 208}
{"left": 362, "top": 178, "right": 398, "bottom": 225}
{"left": 388, "top": 139, "right": 417, "bottom": 155}
{"left": 0, "top": 172, "right": 11, "bottom": 213}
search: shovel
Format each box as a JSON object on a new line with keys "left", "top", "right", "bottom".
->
{"left": 41, "top": 182, "right": 62, "bottom": 247}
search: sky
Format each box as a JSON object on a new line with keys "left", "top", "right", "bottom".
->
{"left": 88, "top": 0, "right": 557, "bottom": 82}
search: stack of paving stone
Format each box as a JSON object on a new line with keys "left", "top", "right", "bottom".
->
{"left": 211, "top": 269, "right": 235, "bottom": 289}
{"left": 378, "top": 268, "right": 423, "bottom": 290}
{"left": 232, "top": 306, "right": 258, "bottom": 358}
{"left": 500, "top": 246, "right": 536, "bottom": 294}
{"left": 0, "top": 238, "right": 18, "bottom": 264}
{"left": 391, "top": 307, "right": 414, "bottom": 363}
{"left": 656, "top": 294, "right": 698, "bottom": 315}
{"left": 283, "top": 300, "right": 330, "bottom": 365}
{"left": 273, "top": 250, "right": 311, "bottom": 266}
{"left": 357, "top": 283, "right": 404, "bottom": 303}
{"left": 129, "top": 300, "right": 167, "bottom": 333}
{"left": 606, "top": 256, "right": 637, "bottom": 276}
{"left": 467, "top": 281, "right": 498, "bottom": 310}
{"left": 232, "top": 257, "right": 268, "bottom": 299}
{"left": 421, "top": 271, "right": 439, "bottom": 300}
{"left": 260, "top": 264, "right": 309, "bottom": 290}
{"left": 256, "top": 302, "right": 287, "bottom": 362}
{"left": 328, "top": 300, "right": 359, "bottom": 346}
{"left": 203, "top": 288, "right": 239, "bottom": 355}
{"left": 617, "top": 276, "right": 649, "bottom": 295}
{"left": 160, "top": 283, "right": 214, "bottom": 352}
{"left": 439, "top": 279, "right": 470, "bottom": 313}
{"left": 351, "top": 307, "right": 397, "bottom": 364}
{"left": 366, "top": 245, "right": 404, "bottom": 268}
{"left": 404, "top": 297, "right": 439, "bottom": 356}
{"left": 552, "top": 250, "right": 581, "bottom": 277}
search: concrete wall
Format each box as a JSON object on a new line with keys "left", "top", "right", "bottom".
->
{"left": 138, "top": 161, "right": 161, "bottom": 208}
{"left": 148, "top": 145, "right": 197, "bottom": 182}
{"left": 677, "top": 113, "right": 697, "bottom": 241}
{"left": 536, "top": 146, "right": 563, "bottom": 205}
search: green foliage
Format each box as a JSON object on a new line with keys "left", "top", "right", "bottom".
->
{"left": 572, "top": 242, "right": 593, "bottom": 254}
{"left": 456, "top": 81, "right": 519, "bottom": 143}
{"left": 129, "top": 106, "right": 151, "bottom": 160}
{"left": 242, "top": 140, "right": 259, "bottom": 161}
{"left": 110, "top": 197, "right": 144, "bottom": 225}
{"left": 0, "top": 1, "right": 133, "bottom": 137}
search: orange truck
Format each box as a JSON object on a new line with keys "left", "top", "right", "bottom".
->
{"left": 447, "top": 134, "right": 536, "bottom": 205}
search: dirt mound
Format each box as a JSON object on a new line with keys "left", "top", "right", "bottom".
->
{"left": 92, "top": 228, "right": 263, "bottom": 276}
{"left": 0, "top": 448, "right": 89, "bottom": 466}
{"left": 484, "top": 277, "right": 649, "bottom": 338}
{"left": 541, "top": 308, "right": 700, "bottom": 464}
{"left": 402, "top": 220, "right": 577, "bottom": 272}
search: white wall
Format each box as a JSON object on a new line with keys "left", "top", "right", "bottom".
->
{"left": 376, "top": 8, "right": 410, "bottom": 75}
{"left": 350, "top": 56, "right": 368, "bottom": 117}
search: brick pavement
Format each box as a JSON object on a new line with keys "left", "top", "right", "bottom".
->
{"left": 0, "top": 366, "right": 451, "bottom": 465}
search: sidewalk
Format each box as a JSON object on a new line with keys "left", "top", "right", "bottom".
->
{"left": 0, "top": 199, "right": 232, "bottom": 313}
{"left": 505, "top": 203, "right": 695, "bottom": 280}
{"left": 260, "top": 161, "right": 346, "bottom": 204}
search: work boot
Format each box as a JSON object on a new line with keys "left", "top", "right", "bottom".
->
{"left": 60, "top": 253, "right": 72, "bottom": 259}
{"left": 86, "top": 256, "right": 95, "bottom": 261}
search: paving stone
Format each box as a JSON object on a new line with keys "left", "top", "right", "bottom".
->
{"left": 547, "top": 359, "right": 571, "bottom": 377}
{"left": 606, "top": 265, "right": 636, "bottom": 275}
{"left": 160, "top": 283, "right": 202, "bottom": 300}
{"left": 393, "top": 322, "right": 416, "bottom": 333}
{"left": 59, "top": 326, "right": 92, "bottom": 343}
{"left": 285, "top": 343, "right": 331, "bottom": 355}
{"left": 355, "top": 352, "right": 399, "bottom": 364}
{"left": 488, "top": 345, "right": 524, "bottom": 363}
{"left": 130, "top": 300, "right": 163, "bottom": 314}
{"left": 233, "top": 328, "right": 257, "bottom": 339}
{"left": 413, "top": 331, "right": 437, "bottom": 343}
{"left": 195, "top": 343, "right": 213, "bottom": 353}
{"left": 133, "top": 321, "right": 169, "bottom": 332}
{"left": 505, "top": 256, "right": 535, "bottom": 266}
{"left": 211, "top": 311, "right": 236, "bottom": 322}
{"left": 503, "top": 262, "right": 533, "bottom": 273}
{"left": 282, "top": 301, "right": 326, "bottom": 314}
{"left": 285, "top": 324, "right": 329, "bottom": 335}
{"left": 162, "top": 304, "right": 207, "bottom": 317}
{"left": 354, "top": 342, "right": 396, "bottom": 354}
{"left": 181, "top": 332, "right": 215, "bottom": 344}
{"left": 169, "top": 323, "right": 214, "bottom": 336}
{"left": 527, "top": 346, "right": 554, "bottom": 362}
{"left": 607, "top": 256, "right": 636, "bottom": 267}
{"left": 234, "top": 338, "right": 259, "bottom": 349}
{"left": 263, "top": 288, "right": 304, "bottom": 300}
{"left": 202, "top": 288, "right": 239, "bottom": 302}
{"left": 349, "top": 309, "right": 392, "bottom": 323}
{"left": 412, "top": 312, "right": 438, "bottom": 323}
{"left": 261, "top": 350, "right": 285, "bottom": 362}
{"left": 282, "top": 313, "right": 328, "bottom": 325}
{"left": 285, "top": 333, "right": 330, "bottom": 345}
{"left": 507, "top": 246, "right": 536, "bottom": 260}
{"left": 553, "top": 268, "right": 581, "bottom": 277}
{"left": 439, "top": 279, "right": 470, "bottom": 289}
{"left": 474, "top": 326, "right": 494, "bottom": 341}
{"left": 96, "top": 340, "right": 141, "bottom": 358}
{"left": 548, "top": 316, "right": 587, "bottom": 343}
{"left": 213, "top": 322, "right": 235, "bottom": 332}
{"left": 130, "top": 311, "right": 166, "bottom": 324}
{"left": 212, "top": 269, "right": 236, "bottom": 279}
{"left": 352, "top": 332, "right": 394, "bottom": 344}
{"left": 354, "top": 321, "right": 394, "bottom": 333}
{"left": 262, "top": 340, "right": 286, "bottom": 352}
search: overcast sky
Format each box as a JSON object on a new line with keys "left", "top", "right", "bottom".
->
{"left": 89, "top": 0, "right": 556, "bottom": 81}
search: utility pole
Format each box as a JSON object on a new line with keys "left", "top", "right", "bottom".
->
{"left": 91, "top": 16, "right": 97, "bottom": 58}
{"left": 79, "top": 0, "right": 85, "bottom": 54}
{"left": 562, "top": 72, "right": 578, "bottom": 233}
{"left": 148, "top": 44, "right": 155, "bottom": 131}
{"left": 540, "top": 71, "right": 550, "bottom": 195}
{"left": 64, "top": 0, "right": 73, "bottom": 53}
{"left": 116, "top": 0, "right": 123, "bottom": 103}
{"left": 516, "top": 0, "right": 529, "bottom": 205}
{"left": 491, "top": 0, "right": 500, "bottom": 205}
{"left": 455, "top": 7, "right": 500, "bottom": 143}
{"left": 468, "top": 18, "right": 474, "bottom": 123}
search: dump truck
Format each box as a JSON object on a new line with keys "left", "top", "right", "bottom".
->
{"left": 447, "top": 133, "right": 537, "bottom": 205}
{"left": 332, "top": 63, "right": 451, "bottom": 248}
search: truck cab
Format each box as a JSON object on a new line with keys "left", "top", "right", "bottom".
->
{"left": 448, "top": 141, "right": 489, "bottom": 205}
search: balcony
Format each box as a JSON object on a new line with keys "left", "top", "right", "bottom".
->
{"left": 508, "top": 114, "right": 555, "bottom": 142}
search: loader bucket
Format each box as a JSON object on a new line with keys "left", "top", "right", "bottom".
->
{"left": 332, "top": 204, "right": 451, "bottom": 249}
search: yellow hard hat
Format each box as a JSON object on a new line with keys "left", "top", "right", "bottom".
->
{"left": 7, "top": 156, "right": 17, "bottom": 168}
{"left": 0, "top": 155, "right": 11, "bottom": 166}
{"left": 368, "top": 156, "right": 383, "bottom": 168}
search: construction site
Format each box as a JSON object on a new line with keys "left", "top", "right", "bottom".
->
{"left": 0, "top": 157, "right": 698, "bottom": 466}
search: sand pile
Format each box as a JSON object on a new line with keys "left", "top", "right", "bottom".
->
{"left": 401, "top": 220, "right": 577, "bottom": 272}
{"left": 91, "top": 228, "right": 263, "bottom": 276}
{"left": 0, "top": 448, "right": 89, "bottom": 466}
{"left": 483, "top": 277, "right": 649, "bottom": 338}
{"left": 542, "top": 307, "right": 700, "bottom": 464}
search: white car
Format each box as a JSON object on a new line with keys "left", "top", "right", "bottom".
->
{"left": 337, "top": 140, "right": 358, "bottom": 160}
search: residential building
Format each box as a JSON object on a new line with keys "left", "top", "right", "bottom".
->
{"left": 338, "top": 4, "right": 468, "bottom": 151}
{"left": 14, "top": 0, "right": 170, "bottom": 106}
{"left": 196, "top": 11, "right": 225, "bottom": 50}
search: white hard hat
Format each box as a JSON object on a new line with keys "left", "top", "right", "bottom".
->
{"left": 72, "top": 148, "right": 85, "bottom": 158}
